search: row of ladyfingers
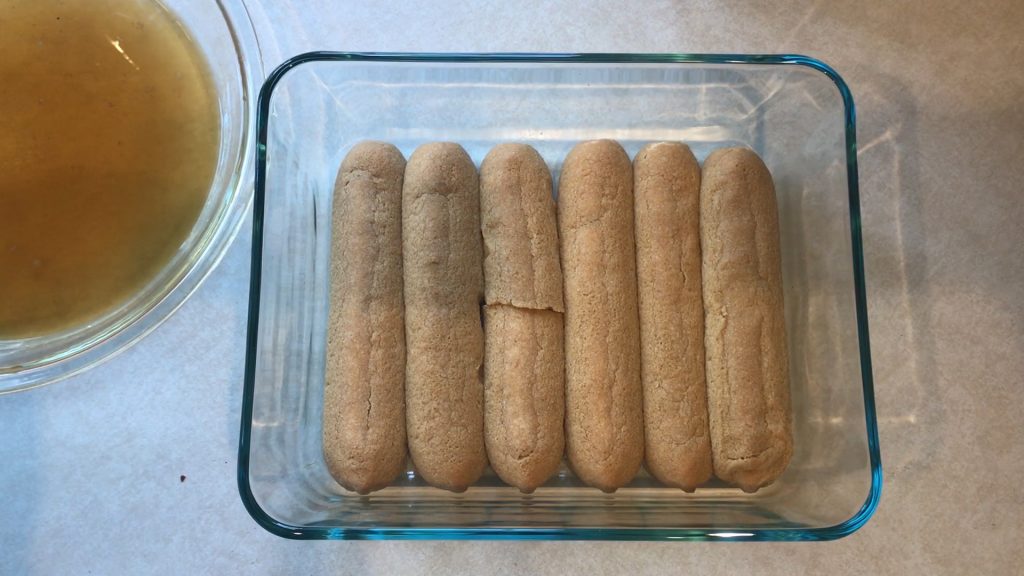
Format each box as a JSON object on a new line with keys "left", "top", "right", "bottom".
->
{"left": 322, "top": 140, "right": 792, "bottom": 495}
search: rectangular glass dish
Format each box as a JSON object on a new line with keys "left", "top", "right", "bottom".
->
{"left": 239, "top": 53, "right": 881, "bottom": 541}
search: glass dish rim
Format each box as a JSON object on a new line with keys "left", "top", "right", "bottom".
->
{"left": 238, "top": 51, "right": 881, "bottom": 542}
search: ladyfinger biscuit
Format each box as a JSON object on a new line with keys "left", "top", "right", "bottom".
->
{"left": 482, "top": 305, "right": 564, "bottom": 492}
{"left": 480, "top": 143, "right": 565, "bottom": 492}
{"left": 700, "top": 147, "right": 793, "bottom": 493}
{"left": 558, "top": 140, "right": 644, "bottom": 492}
{"left": 324, "top": 141, "right": 407, "bottom": 494}
{"left": 403, "top": 142, "right": 487, "bottom": 492}
{"left": 633, "top": 142, "right": 713, "bottom": 491}
{"left": 480, "top": 143, "right": 564, "bottom": 312}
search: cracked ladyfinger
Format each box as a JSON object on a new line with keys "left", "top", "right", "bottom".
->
{"left": 323, "top": 141, "right": 408, "bottom": 494}
{"left": 633, "top": 142, "right": 713, "bottom": 491}
{"left": 402, "top": 142, "right": 487, "bottom": 492}
{"left": 558, "top": 140, "right": 644, "bottom": 492}
{"left": 480, "top": 143, "right": 565, "bottom": 493}
{"left": 700, "top": 147, "right": 793, "bottom": 493}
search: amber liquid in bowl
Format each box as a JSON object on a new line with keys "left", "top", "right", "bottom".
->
{"left": 0, "top": 0, "right": 219, "bottom": 339}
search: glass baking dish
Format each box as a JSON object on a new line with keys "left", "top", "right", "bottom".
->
{"left": 238, "top": 53, "right": 881, "bottom": 541}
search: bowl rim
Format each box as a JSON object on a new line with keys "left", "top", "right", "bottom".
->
{"left": 0, "top": 0, "right": 263, "bottom": 394}
{"left": 238, "top": 51, "right": 881, "bottom": 542}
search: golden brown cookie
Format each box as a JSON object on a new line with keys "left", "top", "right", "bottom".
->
{"left": 480, "top": 143, "right": 565, "bottom": 312}
{"left": 700, "top": 147, "right": 793, "bottom": 493}
{"left": 634, "top": 142, "right": 713, "bottom": 491}
{"left": 557, "top": 140, "right": 644, "bottom": 493}
{"left": 323, "top": 141, "right": 407, "bottom": 494}
{"left": 402, "top": 142, "right": 487, "bottom": 492}
{"left": 482, "top": 305, "right": 565, "bottom": 492}
{"left": 480, "top": 143, "right": 565, "bottom": 492}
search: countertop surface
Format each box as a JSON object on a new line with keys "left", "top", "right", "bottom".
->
{"left": 2, "top": 1, "right": 1022, "bottom": 574}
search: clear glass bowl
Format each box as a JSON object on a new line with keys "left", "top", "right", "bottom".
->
{"left": 239, "top": 53, "right": 881, "bottom": 541}
{"left": 0, "top": 0, "right": 262, "bottom": 393}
